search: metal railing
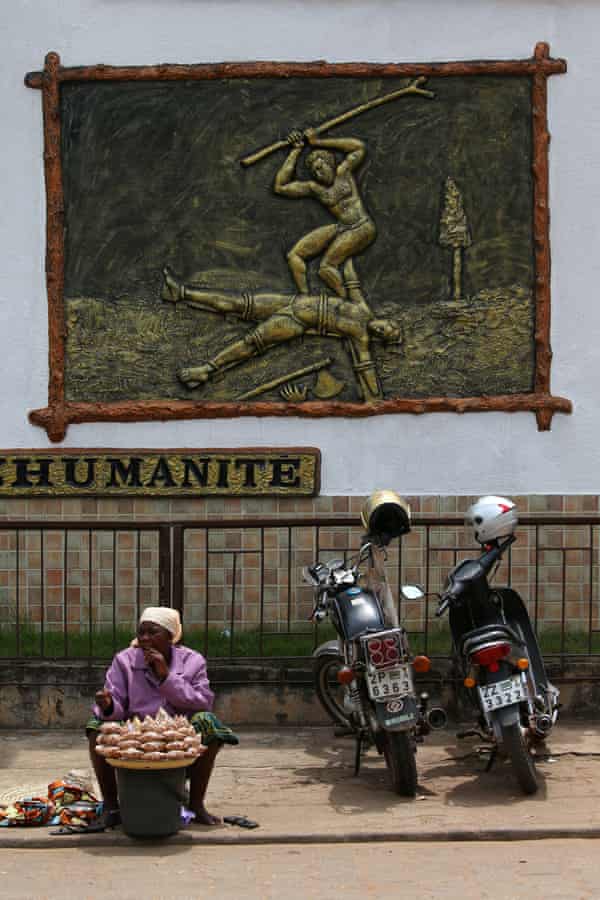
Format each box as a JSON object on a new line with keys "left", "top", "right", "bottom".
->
{"left": 0, "top": 514, "right": 598, "bottom": 668}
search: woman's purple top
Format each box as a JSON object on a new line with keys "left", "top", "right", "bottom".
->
{"left": 92, "top": 645, "right": 214, "bottom": 721}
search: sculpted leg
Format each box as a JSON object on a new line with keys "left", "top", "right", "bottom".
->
{"left": 162, "top": 268, "right": 254, "bottom": 316}
{"left": 178, "top": 314, "right": 304, "bottom": 389}
{"left": 287, "top": 225, "right": 337, "bottom": 293}
{"left": 319, "top": 221, "right": 377, "bottom": 298}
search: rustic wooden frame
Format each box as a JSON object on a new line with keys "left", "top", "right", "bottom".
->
{"left": 25, "top": 44, "right": 571, "bottom": 441}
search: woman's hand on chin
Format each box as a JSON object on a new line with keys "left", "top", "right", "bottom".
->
{"left": 143, "top": 647, "right": 170, "bottom": 681}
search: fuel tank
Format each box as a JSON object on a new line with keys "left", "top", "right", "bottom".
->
{"left": 331, "top": 587, "right": 385, "bottom": 641}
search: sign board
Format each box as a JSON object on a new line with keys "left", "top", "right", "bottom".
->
{"left": 0, "top": 449, "right": 321, "bottom": 497}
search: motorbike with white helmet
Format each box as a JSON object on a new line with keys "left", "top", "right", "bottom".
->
{"left": 305, "top": 491, "right": 447, "bottom": 797}
{"left": 405, "top": 496, "right": 559, "bottom": 794}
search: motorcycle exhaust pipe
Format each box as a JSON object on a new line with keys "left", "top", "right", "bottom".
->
{"left": 426, "top": 707, "right": 448, "bottom": 730}
{"left": 534, "top": 713, "right": 553, "bottom": 736}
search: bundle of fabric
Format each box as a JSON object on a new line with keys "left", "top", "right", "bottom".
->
{"left": 0, "top": 774, "right": 101, "bottom": 828}
{"left": 0, "top": 797, "right": 55, "bottom": 827}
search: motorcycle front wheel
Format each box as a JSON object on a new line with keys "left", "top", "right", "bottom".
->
{"left": 381, "top": 731, "right": 418, "bottom": 797}
{"left": 501, "top": 721, "right": 538, "bottom": 795}
{"left": 313, "top": 654, "right": 352, "bottom": 729}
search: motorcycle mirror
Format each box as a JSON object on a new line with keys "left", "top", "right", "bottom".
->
{"left": 301, "top": 566, "right": 320, "bottom": 586}
{"left": 401, "top": 584, "right": 425, "bottom": 601}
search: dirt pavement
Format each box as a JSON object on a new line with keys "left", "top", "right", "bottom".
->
{"left": 0, "top": 840, "right": 599, "bottom": 899}
{"left": 1, "top": 724, "right": 600, "bottom": 846}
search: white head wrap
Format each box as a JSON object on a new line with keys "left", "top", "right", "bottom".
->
{"left": 132, "top": 607, "right": 183, "bottom": 646}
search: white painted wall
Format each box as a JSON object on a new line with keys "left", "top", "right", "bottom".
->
{"left": 2, "top": 0, "right": 598, "bottom": 494}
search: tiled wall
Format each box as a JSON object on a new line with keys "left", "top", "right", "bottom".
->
{"left": 0, "top": 495, "right": 598, "bottom": 641}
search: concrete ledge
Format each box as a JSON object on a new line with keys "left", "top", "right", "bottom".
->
{"left": 0, "top": 659, "right": 450, "bottom": 728}
{"left": 2, "top": 824, "right": 600, "bottom": 849}
{"left": 2, "top": 658, "right": 600, "bottom": 727}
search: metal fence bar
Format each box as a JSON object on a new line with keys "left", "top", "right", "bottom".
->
{"left": 534, "top": 524, "right": 540, "bottom": 631}
{"left": 287, "top": 525, "right": 292, "bottom": 634}
{"left": 63, "top": 530, "right": 68, "bottom": 658}
{"left": 172, "top": 525, "right": 184, "bottom": 618}
{"left": 560, "top": 547, "right": 567, "bottom": 660}
{"left": 88, "top": 529, "right": 92, "bottom": 658}
{"left": 229, "top": 551, "right": 237, "bottom": 657}
{"left": 259, "top": 526, "right": 264, "bottom": 657}
{"left": 40, "top": 529, "right": 44, "bottom": 658}
{"left": 589, "top": 525, "right": 594, "bottom": 654}
{"left": 204, "top": 528, "right": 209, "bottom": 658}
{"left": 424, "top": 525, "right": 430, "bottom": 655}
{"left": 15, "top": 530, "right": 20, "bottom": 658}
{"left": 112, "top": 531, "right": 117, "bottom": 654}
{"left": 1, "top": 514, "right": 600, "bottom": 664}
{"left": 136, "top": 530, "right": 141, "bottom": 621}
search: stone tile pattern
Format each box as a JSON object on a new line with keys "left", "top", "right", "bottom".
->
{"left": 0, "top": 495, "right": 598, "bottom": 649}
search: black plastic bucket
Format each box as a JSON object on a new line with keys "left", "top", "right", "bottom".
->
{"left": 115, "top": 766, "right": 186, "bottom": 838}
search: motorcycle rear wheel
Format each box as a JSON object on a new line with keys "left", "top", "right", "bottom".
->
{"left": 501, "top": 722, "right": 538, "bottom": 795}
{"left": 313, "top": 654, "right": 352, "bottom": 729}
{"left": 382, "top": 731, "right": 418, "bottom": 797}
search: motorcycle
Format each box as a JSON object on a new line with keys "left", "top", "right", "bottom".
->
{"left": 306, "top": 503, "right": 447, "bottom": 796}
{"left": 404, "top": 496, "right": 559, "bottom": 795}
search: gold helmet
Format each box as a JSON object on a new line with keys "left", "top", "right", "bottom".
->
{"left": 360, "top": 490, "right": 411, "bottom": 544}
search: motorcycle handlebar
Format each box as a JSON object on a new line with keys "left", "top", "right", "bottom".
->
{"left": 435, "top": 534, "right": 516, "bottom": 617}
{"left": 478, "top": 534, "right": 516, "bottom": 572}
{"left": 436, "top": 596, "right": 450, "bottom": 618}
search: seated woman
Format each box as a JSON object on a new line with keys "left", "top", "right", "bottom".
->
{"left": 86, "top": 607, "right": 237, "bottom": 826}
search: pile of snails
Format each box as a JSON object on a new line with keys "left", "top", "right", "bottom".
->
{"left": 95, "top": 709, "right": 205, "bottom": 762}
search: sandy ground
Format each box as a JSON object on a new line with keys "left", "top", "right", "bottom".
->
{"left": 2, "top": 724, "right": 600, "bottom": 843}
{"left": 0, "top": 840, "right": 599, "bottom": 899}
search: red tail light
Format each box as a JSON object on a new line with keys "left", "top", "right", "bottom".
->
{"left": 367, "top": 637, "right": 400, "bottom": 669}
{"left": 470, "top": 642, "right": 511, "bottom": 672}
{"left": 336, "top": 666, "right": 355, "bottom": 685}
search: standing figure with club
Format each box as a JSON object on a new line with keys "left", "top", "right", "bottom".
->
{"left": 274, "top": 128, "right": 376, "bottom": 299}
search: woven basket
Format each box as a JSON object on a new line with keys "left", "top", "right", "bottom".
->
{"left": 107, "top": 754, "right": 201, "bottom": 771}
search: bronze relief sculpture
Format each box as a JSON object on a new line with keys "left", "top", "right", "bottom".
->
{"left": 25, "top": 47, "right": 571, "bottom": 440}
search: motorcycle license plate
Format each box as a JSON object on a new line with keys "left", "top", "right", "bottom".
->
{"left": 366, "top": 664, "right": 413, "bottom": 701}
{"left": 478, "top": 676, "right": 528, "bottom": 712}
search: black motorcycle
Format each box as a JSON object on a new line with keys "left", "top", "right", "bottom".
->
{"left": 305, "top": 542, "right": 447, "bottom": 796}
{"left": 422, "top": 533, "right": 559, "bottom": 794}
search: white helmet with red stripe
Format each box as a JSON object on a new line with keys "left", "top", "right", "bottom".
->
{"left": 465, "top": 496, "right": 518, "bottom": 544}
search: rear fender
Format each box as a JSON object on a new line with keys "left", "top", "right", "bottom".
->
{"left": 490, "top": 703, "right": 520, "bottom": 741}
{"left": 313, "top": 639, "right": 341, "bottom": 660}
{"left": 375, "top": 695, "right": 418, "bottom": 732}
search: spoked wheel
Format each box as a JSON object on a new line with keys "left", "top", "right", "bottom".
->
{"left": 501, "top": 722, "right": 538, "bottom": 795}
{"left": 313, "top": 654, "right": 352, "bottom": 729}
{"left": 381, "top": 731, "right": 418, "bottom": 797}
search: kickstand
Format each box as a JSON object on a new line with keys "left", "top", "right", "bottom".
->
{"left": 484, "top": 746, "right": 498, "bottom": 772}
{"left": 353, "top": 732, "right": 362, "bottom": 776}
{"left": 457, "top": 729, "right": 491, "bottom": 742}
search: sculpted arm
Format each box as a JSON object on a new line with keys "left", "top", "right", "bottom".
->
{"left": 306, "top": 131, "right": 366, "bottom": 172}
{"left": 274, "top": 131, "right": 314, "bottom": 198}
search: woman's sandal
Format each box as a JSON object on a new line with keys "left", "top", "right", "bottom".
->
{"left": 223, "top": 815, "right": 259, "bottom": 829}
